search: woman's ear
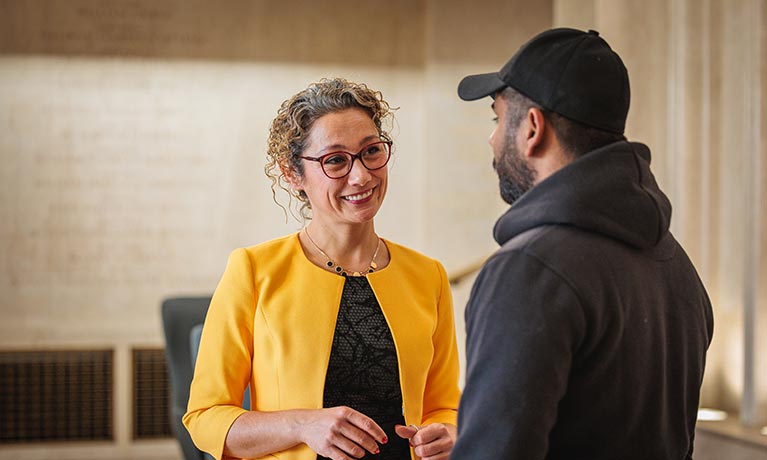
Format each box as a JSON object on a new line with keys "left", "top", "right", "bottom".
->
{"left": 281, "top": 163, "right": 303, "bottom": 191}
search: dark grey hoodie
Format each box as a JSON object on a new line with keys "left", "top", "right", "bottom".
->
{"left": 453, "top": 141, "right": 713, "bottom": 460}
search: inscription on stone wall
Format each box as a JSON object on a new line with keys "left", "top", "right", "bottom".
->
{"left": 41, "top": 2, "right": 204, "bottom": 55}
{"left": 0, "top": 0, "right": 424, "bottom": 65}
{"left": 0, "top": 58, "right": 427, "bottom": 344}
{"left": 3, "top": 94, "right": 220, "bottom": 288}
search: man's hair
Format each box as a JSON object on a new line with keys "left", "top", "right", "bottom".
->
{"left": 499, "top": 87, "right": 626, "bottom": 157}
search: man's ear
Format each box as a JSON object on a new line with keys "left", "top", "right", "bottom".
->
{"left": 520, "top": 107, "right": 546, "bottom": 158}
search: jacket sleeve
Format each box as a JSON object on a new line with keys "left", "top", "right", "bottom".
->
{"left": 451, "top": 251, "right": 585, "bottom": 460}
{"left": 420, "top": 260, "right": 461, "bottom": 426}
{"left": 183, "top": 248, "right": 255, "bottom": 460}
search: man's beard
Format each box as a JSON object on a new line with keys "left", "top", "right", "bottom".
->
{"left": 494, "top": 129, "right": 535, "bottom": 205}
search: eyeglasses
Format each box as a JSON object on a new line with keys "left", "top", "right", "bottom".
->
{"left": 299, "top": 140, "right": 392, "bottom": 179}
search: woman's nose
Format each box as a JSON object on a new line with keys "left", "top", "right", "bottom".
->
{"left": 347, "top": 158, "right": 372, "bottom": 185}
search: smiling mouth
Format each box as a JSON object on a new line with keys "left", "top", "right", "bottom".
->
{"left": 342, "top": 188, "right": 375, "bottom": 201}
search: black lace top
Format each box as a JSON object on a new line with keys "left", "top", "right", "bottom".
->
{"left": 319, "top": 276, "right": 411, "bottom": 460}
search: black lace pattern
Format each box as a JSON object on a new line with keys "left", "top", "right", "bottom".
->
{"left": 319, "top": 276, "right": 411, "bottom": 460}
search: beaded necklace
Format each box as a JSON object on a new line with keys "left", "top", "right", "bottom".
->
{"left": 305, "top": 228, "right": 381, "bottom": 276}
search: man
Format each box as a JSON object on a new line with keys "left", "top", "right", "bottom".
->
{"left": 452, "top": 28, "right": 714, "bottom": 459}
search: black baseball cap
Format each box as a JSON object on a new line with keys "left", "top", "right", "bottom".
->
{"left": 458, "top": 28, "right": 630, "bottom": 134}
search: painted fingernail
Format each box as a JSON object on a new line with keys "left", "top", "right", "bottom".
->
{"left": 374, "top": 447, "right": 380, "bottom": 454}
{"left": 382, "top": 436, "right": 388, "bottom": 444}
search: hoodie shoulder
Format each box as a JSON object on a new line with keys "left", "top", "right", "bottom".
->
{"left": 493, "top": 141, "right": 672, "bottom": 250}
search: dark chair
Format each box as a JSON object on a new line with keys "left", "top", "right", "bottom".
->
{"left": 190, "top": 324, "right": 251, "bottom": 411}
{"left": 161, "top": 297, "right": 211, "bottom": 460}
{"left": 189, "top": 323, "right": 205, "bottom": 368}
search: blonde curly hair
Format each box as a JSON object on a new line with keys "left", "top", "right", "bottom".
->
{"left": 265, "top": 77, "right": 395, "bottom": 222}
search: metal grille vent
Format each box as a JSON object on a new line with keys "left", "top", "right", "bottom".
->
{"left": 132, "top": 348, "right": 172, "bottom": 439}
{"left": 0, "top": 349, "right": 113, "bottom": 443}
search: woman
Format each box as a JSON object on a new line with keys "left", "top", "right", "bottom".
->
{"left": 183, "top": 78, "right": 460, "bottom": 460}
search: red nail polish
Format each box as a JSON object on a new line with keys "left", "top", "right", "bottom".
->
{"left": 382, "top": 436, "right": 388, "bottom": 444}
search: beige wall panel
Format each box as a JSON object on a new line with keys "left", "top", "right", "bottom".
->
{"left": 757, "top": 0, "right": 767, "bottom": 424}
{"left": 422, "top": 0, "right": 552, "bottom": 272}
{"left": 698, "top": 0, "right": 723, "bottom": 312}
{"left": 426, "top": 0, "right": 553, "bottom": 63}
{"left": 420, "top": 61, "right": 507, "bottom": 273}
{"left": 742, "top": 0, "right": 766, "bottom": 426}
{"left": 697, "top": 0, "right": 727, "bottom": 410}
{"left": 711, "top": 0, "right": 756, "bottom": 413}
{"left": 667, "top": 0, "right": 722, "bottom": 409}
{"left": 553, "top": 0, "right": 595, "bottom": 29}
{"left": 669, "top": 0, "right": 705, "bottom": 260}
{"left": 594, "top": 0, "right": 670, "bottom": 184}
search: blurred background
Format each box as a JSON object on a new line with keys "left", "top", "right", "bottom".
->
{"left": 0, "top": 0, "right": 765, "bottom": 459}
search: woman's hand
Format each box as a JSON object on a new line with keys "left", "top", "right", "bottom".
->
{"left": 394, "top": 423, "right": 456, "bottom": 460}
{"left": 298, "top": 406, "right": 388, "bottom": 460}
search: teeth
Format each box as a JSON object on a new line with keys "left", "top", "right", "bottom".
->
{"left": 343, "top": 189, "right": 374, "bottom": 201}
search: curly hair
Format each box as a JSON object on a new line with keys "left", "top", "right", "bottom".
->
{"left": 265, "top": 77, "right": 396, "bottom": 222}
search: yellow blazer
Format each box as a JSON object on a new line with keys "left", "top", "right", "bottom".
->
{"left": 183, "top": 233, "right": 460, "bottom": 460}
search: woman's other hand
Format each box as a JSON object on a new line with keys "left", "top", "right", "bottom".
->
{"left": 298, "top": 406, "right": 387, "bottom": 460}
{"left": 394, "top": 423, "right": 456, "bottom": 460}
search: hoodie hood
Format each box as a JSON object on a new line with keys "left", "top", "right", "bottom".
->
{"left": 493, "top": 141, "right": 672, "bottom": 249}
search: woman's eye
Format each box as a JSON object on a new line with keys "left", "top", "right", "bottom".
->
{"left": 492, "top": 116, "right": 499, "bottom": 124}
{"left": 323, "top": 154, "right": 348, "bottom": 165}
{"left": 364, "top": 145, "right": 382, "bottom": 156}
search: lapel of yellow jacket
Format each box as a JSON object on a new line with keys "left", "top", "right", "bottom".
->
{"left": 251, "top": 234, "right": 346, "bottom": 411}
{"left": 367, "top": 241, "right": 437, "bottom": 426}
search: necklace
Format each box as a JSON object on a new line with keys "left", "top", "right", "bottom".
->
{"left": 304, "top": 228, "right": 381, "bottom": 277}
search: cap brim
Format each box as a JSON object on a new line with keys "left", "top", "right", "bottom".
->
{"left": 457, "top": 72, "right": 507, "bottom": 101}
